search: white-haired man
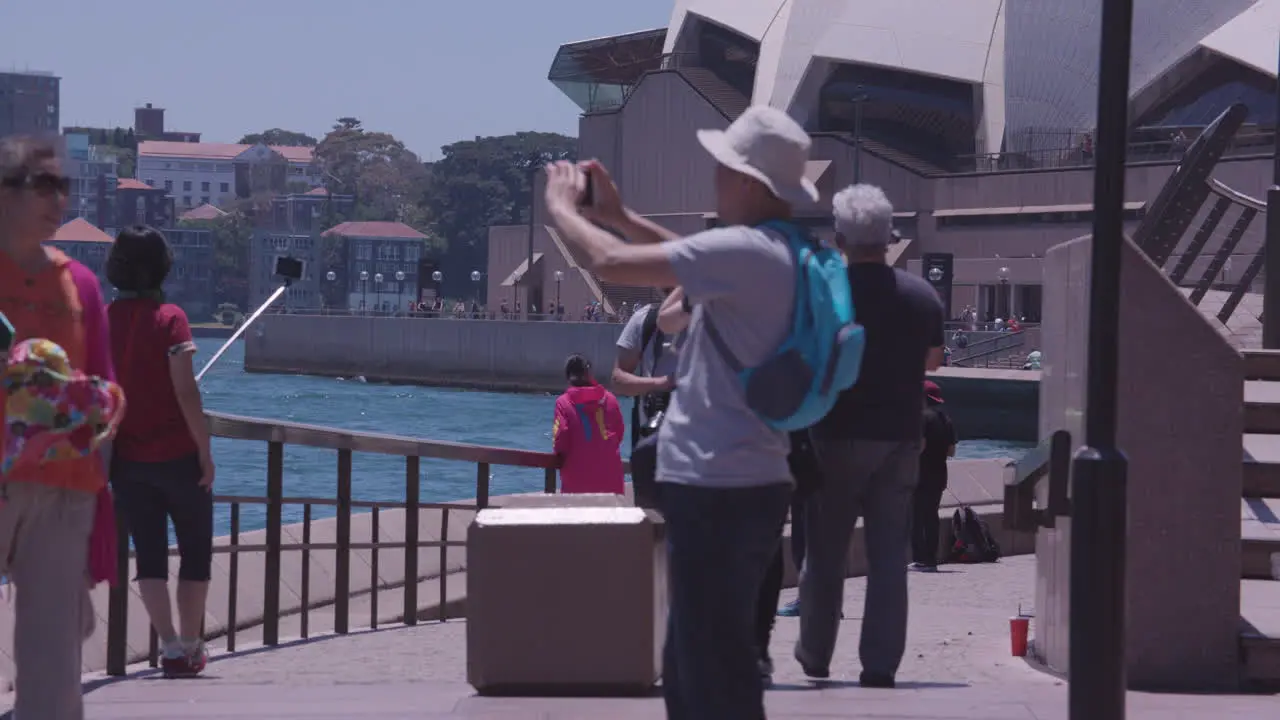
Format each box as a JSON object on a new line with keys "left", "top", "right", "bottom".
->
{"left": 542, "top": 105, "right": 815, "bottom": 720}
{"left": 795, "top": 184, "right": 945, "bottom": 688}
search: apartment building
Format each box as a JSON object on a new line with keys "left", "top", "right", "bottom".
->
{"left": 324, "top": 221, "right": 429, "bottom": 312}
{"left": 136, "top": 140, "right": 318, "bottom": 210}
{"left": 62, "top": 132, "right": 118, "bottom": 229}
{"left": 247, "top": 191, "right": 356, "bottom": 311}
{"left": 49, "top": 218, "right": 111, "bottom": 277}
{"left": 114, "top": 178, "right": 176, "bottom": 229}
{"left": 0, "top": 70, "right": 58, "bottom": 138}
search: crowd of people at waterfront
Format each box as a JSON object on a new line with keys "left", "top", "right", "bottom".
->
{"left": 0, "top": 106, "right": 975, "bottom": 719}
{"left": 542, "top": 106, "right": 968, "bottom": 719}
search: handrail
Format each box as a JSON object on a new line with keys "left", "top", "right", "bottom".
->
{"left": 1003, "top": 429, "right": 1072, "bottom": 531}
{"left": 106, "top": 410, "right": 568, "bottom": 677}
{"left": 951, "top": 331, "right": 1026, "bottom": 365}
{"left": 206, "top": 411, "right": 557, "bottom": 469}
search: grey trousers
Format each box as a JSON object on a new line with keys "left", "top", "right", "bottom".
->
{"left": 796, "top": 438, "right": 920, "bottom": 677}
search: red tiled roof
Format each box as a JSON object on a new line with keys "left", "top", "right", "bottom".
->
{"left": 137, "top": 140, "right": 314, "bottom": 163}
{"left": 52, "top": 218, "right": 113, "bottom": 244}
{"left": 305, "top": 186, "right": 331, "bottom": 196}
{"left": 321, "top": 221, "right": 427, "bottom": 240}
{"left": 179, "top": 204, "right": 227, "bottom": 221}
{"left": 115, "top": 178, "right": 153, "bottom": 191}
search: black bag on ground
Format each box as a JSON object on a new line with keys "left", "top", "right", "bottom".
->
{"left": 945, "top": 505, "right": 1002, "bottom": 563}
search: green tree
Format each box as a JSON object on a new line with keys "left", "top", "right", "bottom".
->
{"left": 418, "top": 132, "right": 576, "bottom": 295}
{"left": 182, "top": 202, "right": 256, "bottom": 309}
{"left": 238, "top": 128, "right": 319, "bottom": 147}
{"left": 313, "top": 117, "right": 430, "bottom": 228}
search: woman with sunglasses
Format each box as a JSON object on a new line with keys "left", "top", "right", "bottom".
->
{"left": 0, "top": 134, "right": 116, "bottom": 720}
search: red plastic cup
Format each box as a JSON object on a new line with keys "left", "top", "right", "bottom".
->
{"left": 1010, "top": 616, "right": 1030, "bottom": 657}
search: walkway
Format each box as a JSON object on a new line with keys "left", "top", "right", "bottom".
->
{"left": 4, "top": 556, "right": 1273, "bottom": 718}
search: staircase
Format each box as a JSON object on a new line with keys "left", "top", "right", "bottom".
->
{"left": 674, "top": 67, "right": 749, "bottom": 121}
{"left": 1236, "top": 349, "right": 1280, "bottom": 688}
{"left": 858, "top": 138, "right": 949, "bottom": 177}
{"left": 598, "top": 281, "right": 663, "bottom": 315}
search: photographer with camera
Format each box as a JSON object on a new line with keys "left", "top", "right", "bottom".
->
{"left": 612, "top": 290, "right": 680, "bottom": 508}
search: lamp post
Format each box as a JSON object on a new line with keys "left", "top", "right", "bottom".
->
{"left": 325, "top": 270, "right": 337, "bottom": 313}
{"left": 997, "top": 265, "right": 1010, "bottom": 320}
{"left": 523, "top": 153, "right": 546, "bottom": 321}
{"left": 553, "top": 270, "right": 564, "bottom": 319}
{"left": 851, "top": 85, "right": 869, "bottom": 183}
{"left": 374, "top": 272, "right": 384, "bottom": 314}
{"left": 359, "top": 270, "right": 368, "bottom": 314}
{"left": 470, "top": 270, "right": 482, "bottom": 305}
{"left": 395, "top": 270, "right": 405, "bottom": 311}
{"left": 1071, "top": 0, "right": 1134, "bottom": 718}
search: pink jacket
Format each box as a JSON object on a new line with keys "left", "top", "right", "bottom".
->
{"left": 553, "top": 384, "right": 626, "bottom": 495}
{"left": 69, "top": 262, "right": 118, "bottom": 587}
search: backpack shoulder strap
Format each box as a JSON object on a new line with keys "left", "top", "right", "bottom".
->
{"left": 702, "top": 222, "right": 807, "bottom": 374}
{"left": 640, "top": 303, "right": 663, "bottom": 362}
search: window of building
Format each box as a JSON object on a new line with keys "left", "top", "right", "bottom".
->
{"left": 183, "top": 181, "right": 192, "bottom": 192}
{"left": 694, "top": 20, "right": 759, "bottom": 100}
{"left": 405, "top": 244, "right": 421, "bottom": 262}
{"left": 201, "top": 196, "right": 210, "bottom": 205}
{"left": 183, "top": 196, "right": 192, "bottom": 207}
{"left": 356, "top": 242, "right": 372, "bottom": 260}
{"left": 201, "top": 181, "right": 210, "bottom": 192}
{"left": 164, "top": 180, "right": 173, "bottom": 192}
{"left": 220, "top": 183, "right": 230, "bottom": 193}
{"left": 818, "top": 63, "right": 977, "bottom": 169}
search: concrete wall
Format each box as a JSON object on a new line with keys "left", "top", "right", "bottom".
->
{"left": 246, "top": 314, "right": 627, "bottom": 393}
{"left": 246, "top": 315, "right": 1040, "bottom": 441}
{"left": 1036, "top": 235, "right": 1242, "bottom": 690}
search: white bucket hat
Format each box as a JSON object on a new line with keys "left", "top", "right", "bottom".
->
{"left": 696, "top": 106, "right": 819, "bottom": 206}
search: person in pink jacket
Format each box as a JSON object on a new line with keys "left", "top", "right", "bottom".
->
{"left": 552, "top": 354, "right": 625, "bottom": 494}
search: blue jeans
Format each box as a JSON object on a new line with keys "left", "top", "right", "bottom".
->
{"left": 659, "top": 482, "right": 791, "bottom": 720}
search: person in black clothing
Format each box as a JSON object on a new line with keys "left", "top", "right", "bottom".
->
{"left": 755, "top": 431, "right": 822, "bottom": 685}
{"left": 910, "top": 380, "right": 957, "bottom": 571}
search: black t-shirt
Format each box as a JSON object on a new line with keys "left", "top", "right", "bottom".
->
{"left": 920, "top": 406, "right": 957, "bottom": 489}
{"left": 814, "top": 263, "right": 944, "bottom": 441}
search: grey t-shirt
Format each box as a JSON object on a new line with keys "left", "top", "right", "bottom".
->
{"left": 658, "top": 225, "right": 796, "bottom": 488}
{"left": 616, "top": 303, "right": 683, "bottom": 428}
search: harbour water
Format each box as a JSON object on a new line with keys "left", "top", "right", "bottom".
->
{"left": 199, "top": 341, "right": 1030, "bottom": 533}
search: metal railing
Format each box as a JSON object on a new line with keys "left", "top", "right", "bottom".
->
{"left": 953, "top": 130, "right": 1274, "bottom": 175}
{"left": 1003, "top": 430, "right": 1072, "bottom": 532}
{"left": 949, "top": 331, "right": 1028, "bottom": 367}
{"left": 103, "top": 410, "right": 563, "bottom": 676}
{"left": 265, "top": 307, "right": 628, "bottom": 323}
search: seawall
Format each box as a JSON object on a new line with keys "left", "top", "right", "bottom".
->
{"left": 244, "top": 315, "right": 1039, "bottom": 441}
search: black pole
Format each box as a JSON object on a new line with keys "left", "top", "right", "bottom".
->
{"left": 525, "top": 159, "right": 538, "bottom": 321}
{"left": 1069, "top": 0, "right": 1133, "bottom": 718}
{"left": 1264, "top": 42, "right": 1280, "bottom": 348}
{"left": 852, "top": 86, "right": 866, "bottom": 183}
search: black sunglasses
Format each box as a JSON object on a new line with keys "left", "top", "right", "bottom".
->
{"left": 1, "top": 171, "right": 70, "bottom": 197}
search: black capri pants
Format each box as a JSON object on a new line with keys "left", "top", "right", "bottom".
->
{"left": 111, "top": 453, "right": 214, "bottom": 582}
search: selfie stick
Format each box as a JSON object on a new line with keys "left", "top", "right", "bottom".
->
{"left": 196, "top": 284, "right": 287, "bottom": 382}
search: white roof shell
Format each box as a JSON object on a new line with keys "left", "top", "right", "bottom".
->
{"left": 663, "top": 0, "right": 1269, "bottom": 154}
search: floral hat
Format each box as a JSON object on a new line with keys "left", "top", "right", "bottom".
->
{"left": 2, "top": 338, "right": 126, "bottom": 475}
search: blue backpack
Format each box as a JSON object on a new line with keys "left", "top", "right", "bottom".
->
{"left": 702, "top": 221, "right": 865, "bottom": 431}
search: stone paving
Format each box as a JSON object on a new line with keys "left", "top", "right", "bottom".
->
{"left": 1, "top": 555, "right": 1274, "bottom": 718}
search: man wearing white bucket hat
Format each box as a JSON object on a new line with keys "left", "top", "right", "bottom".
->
{"left": 544, "top": 105, "right": 817, "bottom": 719}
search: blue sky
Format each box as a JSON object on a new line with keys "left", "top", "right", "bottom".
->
{"left": 0, "top": 0, "right": 670, "bottom": 159}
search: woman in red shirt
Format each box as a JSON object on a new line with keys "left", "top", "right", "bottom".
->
{"left": 106, "top": 225, "right": 215, "bottom": 678}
